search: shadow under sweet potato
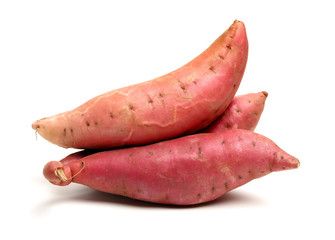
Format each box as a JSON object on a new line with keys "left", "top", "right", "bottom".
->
{"left": 72, "top": 188, "right": 266, "bottom": 208}
{"left": 33, "top": 184, "right": 266, "bottom": 216}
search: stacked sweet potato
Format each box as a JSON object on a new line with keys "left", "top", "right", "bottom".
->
{"left": 33, "top": 20, "right": 299, "bottom": 205}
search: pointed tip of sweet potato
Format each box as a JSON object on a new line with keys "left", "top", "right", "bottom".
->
{"left": 271, "top": 152, "right": 300, "bottom": 172}
{"left": 32, "top": 120, "right": 41, "bottom": 130}
{"left": 262, "top": 91, "right": 268, "bottom": 97}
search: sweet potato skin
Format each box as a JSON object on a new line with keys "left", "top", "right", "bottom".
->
{"left": 32, "top": 20, "right": 248, "bottom": 149}
{"left": 203, "top": 91, "right": 268, "bottom": 133}
{"left": 48, "top": 91, "right": 268, "bottom": 166}
{"left": 43, "top": 129, "right": 299, "bottom": 205}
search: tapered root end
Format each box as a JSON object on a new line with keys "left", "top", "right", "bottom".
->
{"left": 32, "top": 117, "right": 69, "bottom": 148}
{"left": 284, "top": 157, "right": 300, "bottom": 170}
{"left": 32, "top": 120, "right": 40, "bottom": 131}
{"left": 262, "top": 91, "right": 268, "bottom": 97}
{"left": 295, "top": 159, "right": 300, "bottom": 168}
{"left": 272, "top": 152, "right": 300, "bottom": 172}
{"left": 230, "top": 19, "right": 245, "bottom": 32}
{"left": 43, "top": 161, "right": 72, "bottom": 186}
{"left": 32, "top": 117, "right": 47, "bottom": 130}
{"left": 233, "top": 19, "right": 243, "bottom": 24}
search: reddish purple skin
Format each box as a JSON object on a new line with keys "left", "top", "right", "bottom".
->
{"left": 203, "top": 91, "right": 268, "bottom": 133}
{"left": 60, "top": 150, "right": 98, "bottom": 165}
{"left": 44, "top": 129, "right": 299, "bottom": 205}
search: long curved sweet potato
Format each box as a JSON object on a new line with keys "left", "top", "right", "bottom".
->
{"left": 32, "top": 20, "right": 248, "bottom": 149}
{"left": 203, "top": 91, "right": 268, "bottom": 133}
{"left": 43, "top": 129, "right": 299, "bottom": 205}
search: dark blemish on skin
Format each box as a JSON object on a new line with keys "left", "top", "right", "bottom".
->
{"left": 190, "top": 146, "right": 193, "bottom": 150}
{"left": 248, "top": 170, "right": 252, "bottom": 174}
{"left": 225, "top": 182, "right": 229, "bottom": 190}
{"left": 254, "top": 112, "right": 258, "bottom": 116}
{"left": 35, "top": 124, "right": 40, "bottom": 129}
{"left": 158, "top": 93, "right": 165, "bottom": 106}
{"left": 211, "top": 185, "right": 215, "bottom": 194}
{"left": 86, "top": 121, "right": 90, "bottom": 127}
{"left": 94, "top": 121, "right": 98, "bottom": 127}
{"left": 238, "top": 136, "right": 241, "bottom": 141}
{"left": 63, "top": 128, "right": 66, "bottom": 136}
{"left": 209, "top": 66, "right": 216, "bottom": 73}
{"left": 148, "top": 151, "right": 153, "bottom": 156}
{"left": 229, "top": 35, "right": 234, "bottom": 38}
{"left": 197, "top": 193, "right": 201, "bottom": 199}
{"left": 225, "top": 124, "right": 231, "bottom": 129}
{"left": 233, "top": 83, "right": 237, "bottom": 88}
{"left": 129, "top": 153, "right": 133, "bottom": 157}
{"left": 252, "top": 141, "right": 256, "bottom": 147}
{"left": 261, "top": 171, "right": 265, "bottom": 174}
{"left": 218, "top": 55, "right": 224, "bottom": 60}
{"left": 248, "top": 100, "right": 251, "bottom": 103}
{"left": 282, "top": 167, "right": 286, "bottom": 170}
{"left": 236, "top": 109, "right": 241, "bottom": 113}
{"left": 221, "top": 140, "right": 225, "bottom": 145}
{"left": 226, "top": 44, "right": 232, "bottom": 49}
{"left": 198, "top": 146, "right": 202, "bottom": 158}
{"left": 165, "top": 194, "right": 169, "bottom": 200}
{"left": 178, "top": 80, "right": 187, "bottom": 93}
{"left": 122, "top": 181, "right": 127, "bottom": 195}
{"left": 281, "top": 156, "right": 284, "bottom": 160}
{"left": 192, "top": 80, "right": 197, "bottom": 85}
{"left": 129, "top": 104, "right": 135, "bottom": 111}
{"left": 70, "top": 128, "right": 74, "bottom": 135}
{"left": 137, "top": 188, "right": 142, "bottom": 193}
{"left": 238, "top": 175, "right": 242, "bottom": 179}
{"left": 147, "top": 96, "right": 154, "bottom": 104}
{"left": 109, "top": 112, "right": 114, "bottom": 118}
{"left": 169, "top": 149, "right": 172, "bottom": 153}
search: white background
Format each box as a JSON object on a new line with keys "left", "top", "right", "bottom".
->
{"left": 1, "top": 0, "right": 334, "bottom": 239}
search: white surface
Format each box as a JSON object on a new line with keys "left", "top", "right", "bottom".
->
{"left": 1, "top": 0, "right": 334, "bottom": 239}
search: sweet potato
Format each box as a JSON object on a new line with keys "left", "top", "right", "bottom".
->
{"left": 202, "top": 91, "right": 268, "bottom": 133}
{"left": 43, "top": 129, "right": 299, "bottom": 205}
{"left": 44, "top": 90, "right": 268, "bottom": 184}
{"left": 32, "top": 20, "right": 248, "bottom": 149}
{"left": 47, "top": 91, "right": 268, "bottom": 163}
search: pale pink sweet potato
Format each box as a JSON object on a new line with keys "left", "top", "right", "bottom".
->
{"left": 202, "top": 91, "right": 268, "bottom": 133}
{"left": 32, "top": 20, "right": 248, "bottom": 149}
{"left": 43, "top": 129, "right": 299, "bottom": 205}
